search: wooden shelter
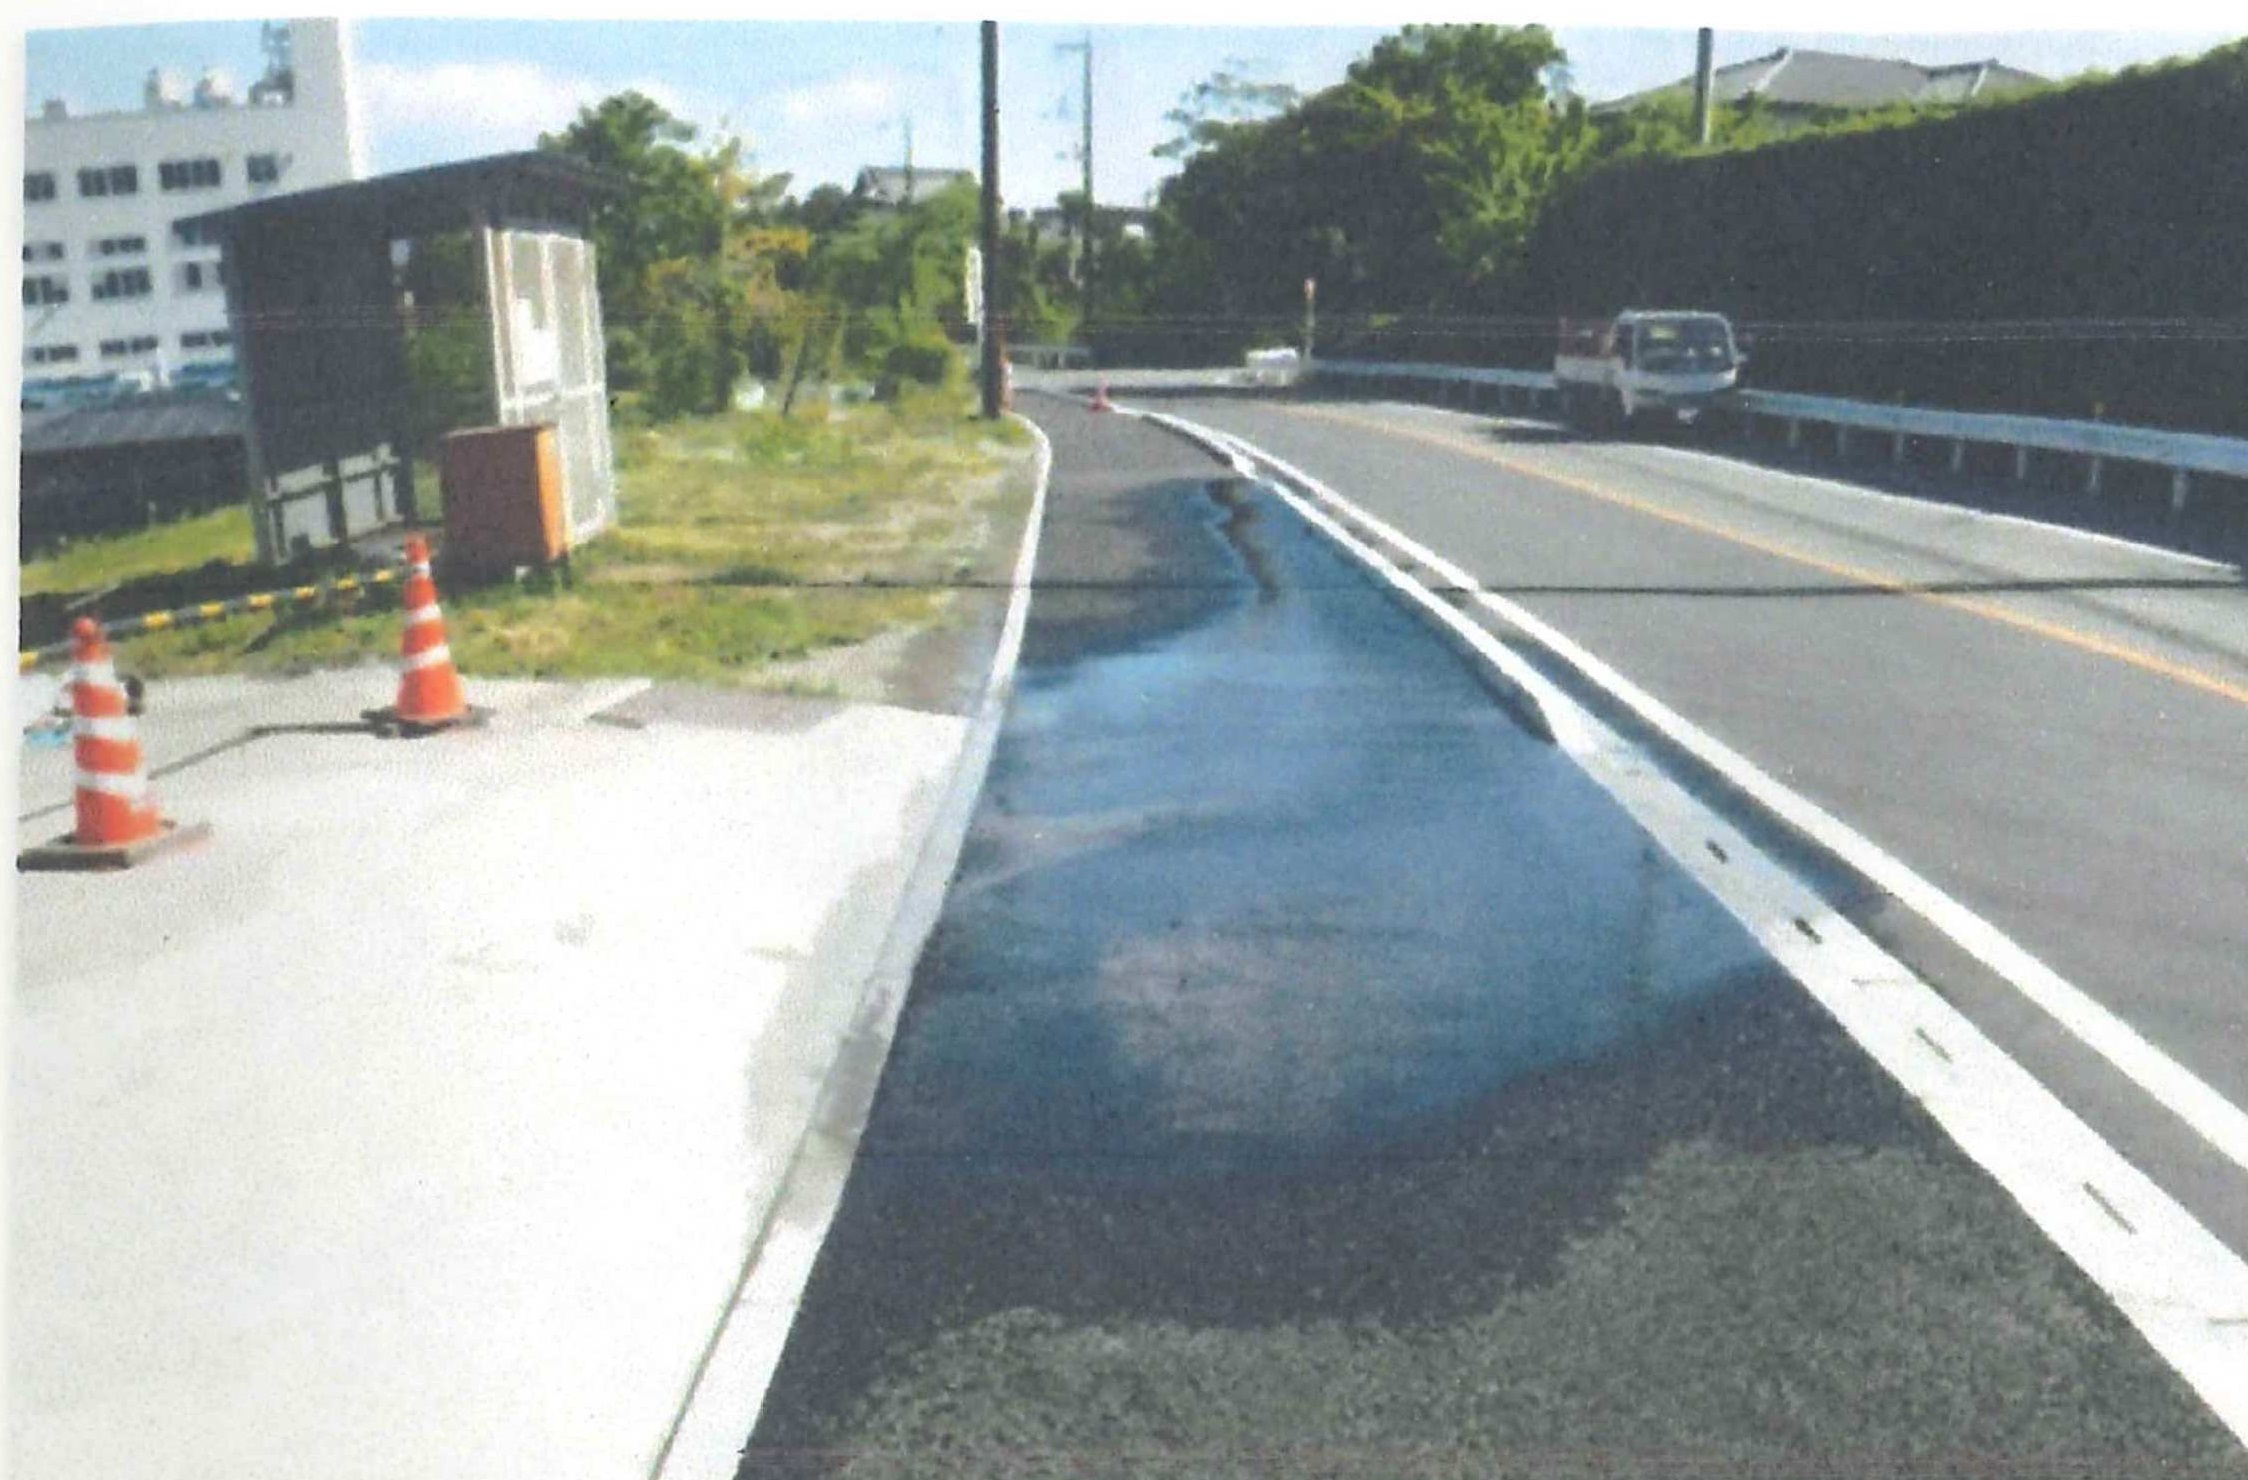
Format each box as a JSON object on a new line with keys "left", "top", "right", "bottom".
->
{"left": 181, "top": 150, "right": 623, "bottom": 563}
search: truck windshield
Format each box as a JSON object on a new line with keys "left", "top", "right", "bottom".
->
{"left": 1635, "top": 319, "right": 1734, "bottom": 372}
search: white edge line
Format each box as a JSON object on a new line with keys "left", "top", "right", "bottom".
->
{"left": 1140, "top": 405, "right": 2248, "bottom": 1438}
{"left": 1184, "top": 409, "right": 2248, "bottom": 1180}
{"left": 1394, "top": 396, "right": 2240, "bottom": 576}
{"left": 653, "top": 414, "right": 1054, "bottom": 1479}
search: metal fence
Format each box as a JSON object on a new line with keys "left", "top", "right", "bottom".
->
{"left": 1308, "top": 359, "right": 2248, "bottom": 516}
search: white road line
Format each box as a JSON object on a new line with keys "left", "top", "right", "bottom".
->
{"left": 1186, "top": 412, "right": 2248, "bottom": 1179}
{"left": 1143, "top": 406, "right": 2248, "bottom": 1439}
{"left": 653, "top": 417, "right": 1056, "bottom": 1480}
{"left": 1393, "top": 398, "right": 2242, "bottom": 575}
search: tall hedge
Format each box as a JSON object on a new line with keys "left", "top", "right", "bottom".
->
{"left": 1520, "top": 42, "right": 2248, "bottom": 434}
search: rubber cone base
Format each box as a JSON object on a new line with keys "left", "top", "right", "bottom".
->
{"left": 18, "top": 819, "right": 213, "bottom": 873}
{"left": 359, "top": 703, "right": 495, "bottom": 738}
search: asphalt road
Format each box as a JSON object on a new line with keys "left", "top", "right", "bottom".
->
{"left": 736, "top": 397, "right": 2244, "bottom": 1479}
{"left": 1138, "top": 392, "right": 2248, "bottom": 1257}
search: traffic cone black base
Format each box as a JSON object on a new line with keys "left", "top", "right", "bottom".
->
{"left": 18, "top": 819, "right": 213, "bottom": 873}
{"left": 359, "top": 703, "right": 495, "bottom": 739}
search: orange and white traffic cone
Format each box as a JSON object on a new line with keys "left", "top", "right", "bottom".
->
{"left": 1089, "top": 377, "right": 1113, "bottom": 413}
{"left": 18, "top": 619, "right": 209, "bottom": 871}
{"left": 372, "top": 534, "right": 476, "bottom": 734}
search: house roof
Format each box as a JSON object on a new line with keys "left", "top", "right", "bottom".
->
{"left": 851, "top": 166, "right": 978, "bottom": 207}
{"left": 1597, "top": 47, "right": 2046, "bottom": 114}
{"left": 21, "top": 390, "right": 244, "bottom": 457}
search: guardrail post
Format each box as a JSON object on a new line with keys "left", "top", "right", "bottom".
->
{"left": 1950, "top": 439, "right": 1967, "bottom": 475}
{"left": 2084, "top": 456, "right": 2103, "bottom": 498}
{"left": 1836, "top": 426, "right": 1852, "bottom": 462}
{"left": 2014, "top": 446, "right": 2031, "bottom": 483}
{"left": 1892, "top": 432, "right": 1908, "bottom": 467}
{"left": 1787, "top": 419, "right": 1802, "bottom": 450}
{"left": 2171, "top": 469, "right": 2193, "bottom": 515}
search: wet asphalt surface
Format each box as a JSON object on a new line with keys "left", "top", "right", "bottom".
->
{"left": 736, "top": 397, "right": 2245, "bottom": 1479}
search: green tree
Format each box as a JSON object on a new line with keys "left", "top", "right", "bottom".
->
{"left": 1345, "top": 23, "right": 1561, "bottom": 106}
{"left": 1154, "top": 62, "right": 1302, "bottom": 160}
{"left": 540, "top": 92, "right": 725, "bottom": 336}
{"left": 542, "top": 95, "right": 817, "bottom": 418}
{"left": 808, "top": 182, "right": 980, "bottom": 396}
{"left": 399, "top": 231, "right": 496, "bottom": 454}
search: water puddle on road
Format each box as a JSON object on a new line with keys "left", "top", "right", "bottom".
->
{"left": 872, "top": 475, "right": 1779, "bottom": 1178}
{"left": 746, "top": 439, "right": 2246, "bottom": 1480}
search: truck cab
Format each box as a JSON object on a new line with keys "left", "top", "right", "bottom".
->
{"left": 1555, "top": 310, "right": 1743, "bottom": 432}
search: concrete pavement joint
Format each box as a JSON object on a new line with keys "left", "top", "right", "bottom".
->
{"left": 1136, "top": 403, "right": 2248, "bottom": 1443}
{"left": 2086, "top": 1183, "right": 2139, "bottom": 1236}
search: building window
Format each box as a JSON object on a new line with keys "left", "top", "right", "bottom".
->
{"left": 22, "top": 241, "right": 66, "bottom": 263}
{"left": 180, "top": 329, "right": 234, "bottom": 350}
{"left": 29, "top": 345, "right": 82, "bottom": 365}
{"left": 90, "top": 268, "right": 154, "bottom": 301}
{"left": 159, "top": 158, "right": 224, "bottom": 191}
{"left": 22, "top": 275, "right": 70, "bottom": 307}
{"left": 99, "top": 336, "right": 161, "bottom": 358}
{"left": 95, "top": 235, "right": 149, "bottom": 257}
{"left": 172, "top": 218, "right": 220, "bottom": 248}
{"left": 78, "top": 164, "right": 139, "bottom": 198}
{"left": 177, "top": 260, "right": 222, "bottom": 293}
{"left": 26, "top": 172, "right": 59, "bottom": 203}
{"left": 246, "top": 153, "right": 282, "bottom": 185}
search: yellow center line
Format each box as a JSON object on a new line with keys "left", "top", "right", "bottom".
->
{"left": 1293, "top": 403, "right": 2248, "bottom": 711}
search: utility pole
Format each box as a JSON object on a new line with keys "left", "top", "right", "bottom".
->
{"left": 980, "top": 21, "right": 1003, "bottom": 420}
{"left": 1056, "top": 34, "right": 1094, "bottom": 331}
{"left": 1080, "top": 34, "right": 1094, "bottom": 330}
{"left": 1692, "top": 28, "right": 1715, "bottom": 146}
{"left": 903, "top": 115, "right": 915, "bottom": 204}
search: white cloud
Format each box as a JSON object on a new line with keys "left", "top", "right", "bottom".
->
{"left": 361, "top": 59, "right": 695, "bottom": 157}
{"left": 777, "top": 69, "right": 899, "bottom": 125}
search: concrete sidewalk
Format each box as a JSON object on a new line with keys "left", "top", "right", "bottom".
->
{"left": 10, "top": 670, "right": 975, "bottom": 1479}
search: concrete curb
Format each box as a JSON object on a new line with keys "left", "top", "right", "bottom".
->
{"left": 650, "top": 415, "right": 1055, "bottom": 1478}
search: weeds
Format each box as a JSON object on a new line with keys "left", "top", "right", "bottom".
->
{"left": 77, "top": 389, "right": 1030, "bottom": 686}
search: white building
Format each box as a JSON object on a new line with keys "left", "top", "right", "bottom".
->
{"left": 21, "top": 19, "right": 365, "bottom": 400}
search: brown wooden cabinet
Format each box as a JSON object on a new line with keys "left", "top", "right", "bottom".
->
{"left": 439, "top": 422, "right": 566, "bottom": 572}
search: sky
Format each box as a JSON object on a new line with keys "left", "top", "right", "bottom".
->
{"left": 19, "top": 12, "right": 2243, "bottom": 213}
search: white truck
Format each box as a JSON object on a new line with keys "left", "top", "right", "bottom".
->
{"left": 1554, "top": 310, "right": 1743, "bottom": 432}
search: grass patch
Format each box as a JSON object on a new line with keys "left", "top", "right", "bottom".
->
{"left": 21, "top": 504, "right": 258, "bottom": 598}
{"left": 96, "top": 384, "right": 1031, "bottom": 685}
